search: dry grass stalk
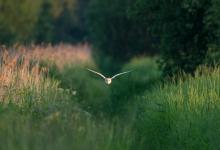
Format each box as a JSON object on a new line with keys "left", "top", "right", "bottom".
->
{"left": 15, "top": 43, "right": 92, "bottom": 69}
{"left": 0, "top": 49, "right": 48, "bottom": 104}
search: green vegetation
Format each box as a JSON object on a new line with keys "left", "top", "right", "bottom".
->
{"left": 1, "top": 51, "right": 220, "bottom": 149}
{"left": 33, "top": 1, "right": 54, "bottom": 43}
{"left": 1, "top": 0, "right": 220, "bottom": 149}
{"left": 0, "top": 0, "right": 88, "bottom": 44}
{"left": 108, "top": 57, "right": 161, "bottom": 116}
{"left": 129, "top": 0, "right": 220, "bottom": 76}
{"left": 136, "top": 67, "right": 220, "bottom": 149}
{"left": 86, "top": 0, "right": 153, "bottom": 73}
{"left": 0, "top": 111, "right": 135, "bottom": 150}
{"left": 53, "top": 64, "right": 111, "bottom": 116}
{"left": 0, "top": 52, "right": 135, "bottom": 150}
{"left": 45, "top": 57, "right": 160, "bottom": 117}
{"left": 1, "top": 0, "right": 220, "bottom": 75}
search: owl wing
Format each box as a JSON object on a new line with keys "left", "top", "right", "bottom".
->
{"left": 87, "top": 68, "right": 106, "bottom": 79}
{"left": 111, "top": 70, "right": 132, "bottom": 79}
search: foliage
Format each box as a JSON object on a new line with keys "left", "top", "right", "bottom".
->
{"left": 108, "top": 57, "right": 161, "bottom": 117}
{"left": 1, "top": 48, "right": 220, "bottom": 150}
{"left": 53, "top": 0, "right": 89, "bottom": 43}
{"left": 50, "top": 64, "right": 112, "bottom": 116}
{"left": 86, "top": 0, "right": 154, "bottom": 73}
{"left": 50, "top": 57, "right": 161, "bottom": 118}
{"left": 0, "top": 0, "right": 89, "bottom": 44}
{"left": 204, "top": 0, "right": 220, "bottom": 65}
{"left": 130, "top": 0, "right": 220, "bottom": 76}
{"left": 0, "top": 55, "right": 134, "bottom": 150}
{"left": 135, "top": 67, "right": 220, "bottom": 149}
{"left": 33, "top": 1, "right": 55, "bottom": 43}
{"left": 0, "top": 108, "right": 135, "bottom": 150}
{"left": 0, "top": 0, "right": 40, "bottom": 44}
{"left": 0, "top": 49, "right": 135, "bottom": 150}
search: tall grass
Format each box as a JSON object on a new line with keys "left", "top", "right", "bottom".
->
{"left": 136, "top": 66, "right": 220, "bottom": 149}
{"left": 1, "top": 46, "right": 220, "bottom": 150}
{"left": 0, "top": 50, "right": 59, "bottom": 106}
{"left": 49, "top": 57, "right": 161, "bottom": 117}
{"left": 54, "top": 64, "right": 111, "bottom": 116}
{"left": 25, "top": 43, "right": 92, "bottom": 68}
{"left": 109, "top": 57, "right": 161, "bottom": 117}
{"left": 0, "top": 110, "right": 135, "bottom": 150}
{"left": 0, "top": 48, "right": 135, "bottom": 150}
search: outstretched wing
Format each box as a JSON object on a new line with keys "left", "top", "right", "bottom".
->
{"left": 111, "top": 70, "right": 132, "bottom": 79}
{"left": 87, "top": 68, "right": 106, "bottom": 79}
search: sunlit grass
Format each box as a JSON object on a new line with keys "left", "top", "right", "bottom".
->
{"left": 7, "top": 43, "right": 93, "bottom": 69}
{"left": 137, "top": 66, "right": 220, "bottom": 149}
{"left": 0, "top": 49, "right": 61, "bottom": 107}
{"left": 0, "top": 47, "right": 135, "bottom": 150}
{"left": 0, "top": 46, "right": 220, "bottom": 150}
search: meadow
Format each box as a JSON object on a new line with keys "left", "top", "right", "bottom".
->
{"left": 0, "top": 44, "right": 220, "bottom": 150}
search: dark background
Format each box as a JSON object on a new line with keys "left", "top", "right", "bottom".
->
{"left": 0, "top": 0, "right": 220, "bottom": 75}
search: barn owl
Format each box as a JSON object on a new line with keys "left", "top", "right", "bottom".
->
{"left": 87, "top": 68, "right": 132, "bottom": 85}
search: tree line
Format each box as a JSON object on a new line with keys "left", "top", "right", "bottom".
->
{"left": 0, "top": 0, "right": 88, "bottom": 44}
{"left": 0, "top": 0, "right": 220, "bottom": 76}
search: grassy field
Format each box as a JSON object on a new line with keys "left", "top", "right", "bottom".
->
{"left": 0, "top": 45, "right": 220, "bottom": 150}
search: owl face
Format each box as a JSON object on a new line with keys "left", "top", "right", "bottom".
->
{"left": 105, "top": 78, "right": 112, "bottom": 85}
